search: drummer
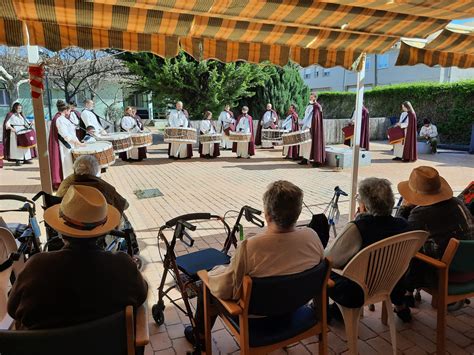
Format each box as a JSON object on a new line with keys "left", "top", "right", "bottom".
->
{"left": 233, "top": 106, "right": 255, "bottom": 159}
{"left": 282, "top": 104, "right": 300, "bottom": 160}
{"left": 299, "top": 92, "right": 325, "bottom": 167}
{"left": 168, "top": 101, "right": 193, "bottom": 159}
{"left": 256, "top": 103, "right": 279, "bottom": 149}
{"left": 82, "top": 126, "right": 97, "bottom": 143}
{"left": 81, "top": 99, "right": 107, "bottom": 136}
{"left": 2, "top": 103, "right": 36, "bottom": 166}
{"left": 199, "top": 111, "right": 220, "bottom": 159}
{"left": 51, "top": 102, "right": 85, "bottom": 187}
{"left": 119, "top": 106, "right": 147, "bottom": 162}
{"left": 217, "top": 104, "right": 235, "bottom": 150}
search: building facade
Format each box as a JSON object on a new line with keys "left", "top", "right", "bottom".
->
{"left": 301, "top": 45, "right": 474, "bottom": 92}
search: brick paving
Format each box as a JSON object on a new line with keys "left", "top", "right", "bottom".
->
{"left": 0, "top": 135, "right": 473, "bottom": 354}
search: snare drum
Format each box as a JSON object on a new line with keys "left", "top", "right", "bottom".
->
{"left": 282, "top": 129, "right": 312, "bottom": 146}
{"left": 72, "top": 142, "right": 116, "bottom": 169}
{"left": 131, "top": 132, "right": 153, "bottom": 148}
{"left": 387, "top": 126, "right": 405, "bottom": 145}
{"left": 262, "top": 129, "right": 288, "bottom": 144}
{"left": 164, "top": 127, "right": 197, "bottom": 144}
{"left": 200, "top": 133, "right": 222, "bottom": 144}
{"left": 16, "top": 129, "right": 37, "bottom": 148}
{"left": 342, "top": 125, "right": 354, "bottom": 140}
{"left": 229, "top": 132, "right": 252, "bottom": 142}
{"left": 96, "top": 133, "right": 133, "bottom": 153}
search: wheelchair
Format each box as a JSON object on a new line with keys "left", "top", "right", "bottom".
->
{"left": 151, "top": 205, "right": 264, "bottom": 354}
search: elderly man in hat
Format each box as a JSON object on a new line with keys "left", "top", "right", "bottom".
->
{"left": 7, "top": 185, "right": 147, "bottom": 330}
{"left": 398, "top": 166, "right": 473, "bottom": 304}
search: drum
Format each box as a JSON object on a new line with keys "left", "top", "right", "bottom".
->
{"left": 131, "top": 132, "right": 153, "bottom": 148}
{"left": 200, "top": 133, "right": 222, "bottom": 144}
{"left": 229, "top": 132, "right": 251, "bottom": 142}
{"left": 282, "top": 129, "right": 311, "bottom": 146}
{"left": 96, "top": 133, "right": 133, "bottom": 153}
{"left": 16, "top": 129, "right": 37, "bottom": 148}
{"left": 164, "top": 127, "right": 197, "bottom": 143}
{"left": 72, "top": 142, "right": 115, "bottom": 169}
{"left": 262, "top": 129, "right": 288, "bottom": 144}
{"left": 342, "top": 125, "right": 354, "bottom": 140}
{"left": 387, "top": 126, "right": 405, "bottom": 145}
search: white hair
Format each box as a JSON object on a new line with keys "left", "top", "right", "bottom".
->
{"left": 73, "top": 155, "right": 100, "bottom": 176}
{"left": 358, "top": 177, "right": 395, "bottom": 216}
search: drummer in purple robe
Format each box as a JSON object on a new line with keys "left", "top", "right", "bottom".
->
{"left": 282, "top": 104, "right": 300, "bottom": 160}
{"left": 232, "top": 106, "right": 255, "bottom": 158}
{"left": 344, "top": 104, "right": 370, "bottom": 151}
{"left": 299, "top": 92, "right": 325, "bottom": 167}
{"left": 49, "top": 100, "right": 85, "bottom": 190}
{"left": 255, "top": 103, "right": 279, "bottom": 148}
{"left": 119, "top": 106, "right": 147, "bottom": 162}
{"left": 2, "top": 103, "right": 37, "bottom": 166}
{"left": 393, "top": 101, "right": 417, "bottom": 162}
{"left": 168, "top": 101, "right": 193, "bottom": 159}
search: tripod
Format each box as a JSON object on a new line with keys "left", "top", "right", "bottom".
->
{"left": 323, "top": 186, "right": 348, "bottom": 238}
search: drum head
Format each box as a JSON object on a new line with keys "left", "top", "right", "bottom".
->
{"left": 72, "top": 141, "right": 112, "bottom": 153}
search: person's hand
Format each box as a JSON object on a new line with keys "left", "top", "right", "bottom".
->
{"left": 11, "top": 128, "right": 16, "bottom": 133}
{"left": 396, "top": 123, "right": 401, "bottom": 127}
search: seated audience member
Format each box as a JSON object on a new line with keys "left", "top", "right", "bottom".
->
{"left": 57, "top": 155, "right": 128, "bottom": 215}
{"left": 82, "top": 125, "right": 97, "bottom": 143}
{"left": 184, "top": 180, "right": 325, "bottom": 347}
{"left": 398, "top": 166, "right": 473, "bottom": 294}
{"left": 326, "top": 177, "right": 412, "bottom": 321}
{"left": 418, "top": 119, "right": 438, "bottom": 153}
{"left": 8, "top": 185, "right": 147, "bottom": 329}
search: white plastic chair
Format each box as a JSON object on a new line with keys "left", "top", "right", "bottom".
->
{"left": 333, "top": 230, "right": 428, "bottom": 355}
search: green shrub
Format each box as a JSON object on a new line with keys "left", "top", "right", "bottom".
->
{"left": 319, "top": 81, "right": 474, "bottom": 144}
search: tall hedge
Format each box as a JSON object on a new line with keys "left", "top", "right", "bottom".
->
{"left": 318, "top": 81, "right": 474, "bottom": 144}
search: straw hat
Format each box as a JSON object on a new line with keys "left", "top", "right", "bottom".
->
{"left": 398, "top": 166, "right": 453, "bottom": 206}
{"left": 44, "top": 185, "right": 120, "bottom": 238}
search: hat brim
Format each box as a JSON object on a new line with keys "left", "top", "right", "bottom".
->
{"left": 43, "top": 204, "right": 121, "bottom": 238}
{"left": 398, "top": 176, "right": 453, "bottom": 206}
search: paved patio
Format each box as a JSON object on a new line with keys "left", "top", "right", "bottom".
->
{"left": 0, "top": 137, "right": 473, "bottom": 354}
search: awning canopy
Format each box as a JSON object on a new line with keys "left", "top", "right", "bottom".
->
{"left": 2, "top": 0, "right": 473, "bottom": 69}
{"left": 396, "top": 27, "right": 474, "bottom": 68}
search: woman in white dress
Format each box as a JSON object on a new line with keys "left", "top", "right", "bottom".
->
{"left": 119, "top": 106, "right": 147, "bottom": 161}
{"left": 56, "top": 104, "right": 84, "bottom": 179}
{"left": 199, "top": 111, "right": 220, "bottom": 159}
{"left": 217, "top": 104, "right": 235, "bottom": 150}
{"left": 3, "top": 103, "right": 35, "bottom": 166}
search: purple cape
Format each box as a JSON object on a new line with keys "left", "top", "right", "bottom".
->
{"left": 402, "top": 111, "right": 418, "bottom": 162}
{"left": 232, "top": 114, "right": 255, "bottom": 156}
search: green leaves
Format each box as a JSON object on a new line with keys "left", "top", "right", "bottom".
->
{"left": 121, "top": 51, "right": 275, "bottom": 119}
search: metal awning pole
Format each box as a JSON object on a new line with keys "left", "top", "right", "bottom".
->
{"left": 349, "top": 53, "right": 366, "bottom": 218}
{"left": 25, "top": 24, "right": 53, "bottom": 194}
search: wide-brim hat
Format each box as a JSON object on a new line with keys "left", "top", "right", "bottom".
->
{"left": 398, "top": 166, "right": 453, "bottom": 206}
{"left": 44, "top": 185, "right": 120, "bottom": 238}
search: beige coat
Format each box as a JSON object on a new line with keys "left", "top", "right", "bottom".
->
{"left": 208, "top": 227, "right": 324, "bottom": 300}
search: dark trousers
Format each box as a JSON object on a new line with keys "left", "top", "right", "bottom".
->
{"left": 328, "top": 272, "right": 406, "bottom": 308}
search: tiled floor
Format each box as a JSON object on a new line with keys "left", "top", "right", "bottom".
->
{"left": 1, "top": 136, "right": 473, "bottom": 354}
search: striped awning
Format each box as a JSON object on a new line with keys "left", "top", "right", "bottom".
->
{"left": 1, "top": 0, "right": 473, "bottom": 69}
{"left": 396, "top": 28, "right": 474, "bottom": 68}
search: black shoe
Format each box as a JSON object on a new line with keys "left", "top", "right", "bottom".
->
{"left": 394, "top": 306, "right": 412, "bottom": 323}
{"left": 184, "top": 326, "right": 205, "bottom": 351}
{"left": 403, "top": 294, "right": 415, "bottom": 308}
{"left": 23, "top": 160, "right": 33, "bottom": 164}
{"left": 298, "top": 159, "right": 308, "bottom": 165}
{"left": 15, "top": 161, "right": 22, "bottom": 166}
{"left": 327, "top": 303, "right": 343, "bottom": 324}
{"left": 312, "top": 163, "right": 320, "bottom": 168}
{"left": 392, "top": 157, "right": 402, "bottom": 161}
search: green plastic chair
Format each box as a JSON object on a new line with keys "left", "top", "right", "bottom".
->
{"left": 415, "top": 238, "right": 474, "bottom": 355}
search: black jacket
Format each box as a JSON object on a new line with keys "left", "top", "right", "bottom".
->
{"left": 8, "top": 239, "right": 147, "bottom": 329}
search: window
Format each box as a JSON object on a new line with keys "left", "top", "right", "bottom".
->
{"left": 365, "top": 57, "right": 371, "bottom": 70}
{"left": 0, "top": 89, "right": 10, "bottom": 107}
{"left": 377, "top": 54, "right": 390, "bottom": 69}
{"left": 323, "top": 69, "right": 330, "bottom": 77}
{"left": 304, "top": 69, "right": 311, "bottom": 79}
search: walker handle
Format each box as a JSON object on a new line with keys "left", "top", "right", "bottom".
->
{"left": 0, "top": 194, "right": 28, "bottom": 202}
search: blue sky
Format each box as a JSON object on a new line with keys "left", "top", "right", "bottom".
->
{"left": 451, "top": 18, "right": 474, "bottom": 25}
